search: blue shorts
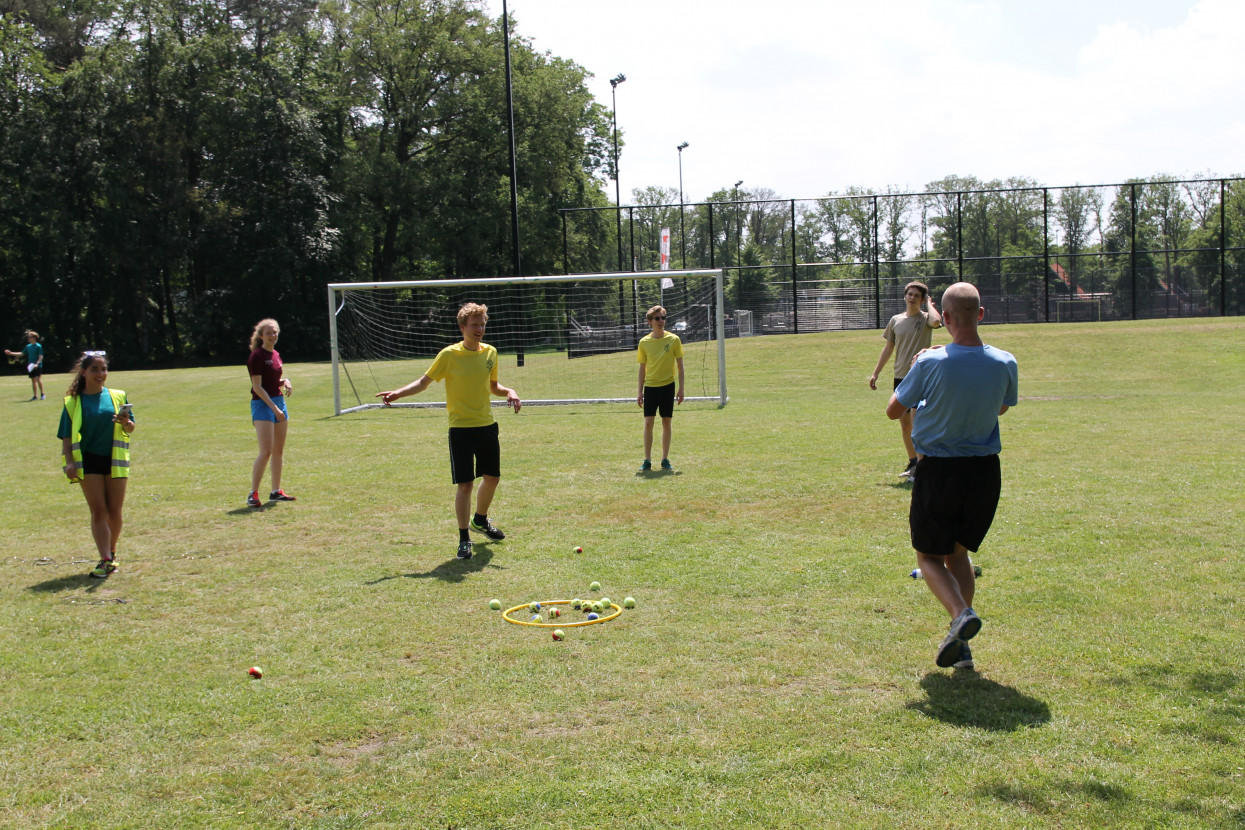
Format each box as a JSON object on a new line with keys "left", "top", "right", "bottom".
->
{"left": 251, "top": 397, "right": 289, "bottom": 423}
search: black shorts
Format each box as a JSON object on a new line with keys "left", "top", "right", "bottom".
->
{"left": 81, "top": 451, "right": 112, "bottom": 476}
{"left": 643, "top": 382, "right": 676, "bottom": 418}
{"left": 28, "top": 366, "right": 42, "bottom": 378}
{"left": 909, "top": 455, "right": 1001, "bottom": 557}
{"left": 448, "top": 422, "right": 501, "bottom": 484}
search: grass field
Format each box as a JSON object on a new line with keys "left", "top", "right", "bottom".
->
{"left": 3, "top": 318, "right": 1244, "bottom": 829}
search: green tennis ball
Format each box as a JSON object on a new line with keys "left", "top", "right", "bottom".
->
{"left": 591, "top": 601, "right": 603, "bottom": 613}
{"left": 571, "top": 598, "right": 583, "bottom": 609}
{"left": 529, "top": 601, "right": 540, "bottom": 613}
{"left": 623, "top": 597, "right": 636, "bottom": 608}
{"left": 599, "top": 597, "right": 611, "bottom": 609}
{"left": 530, "top": 614, "right": 541, "bottom": 622}
{"left": 552, "top": 629, "right": 565, "bottom": 641}
{"left": 488, "top": 599, "right": 502, "bottom": 610}
{"left": 589, "top": 581, "right": 601, "bottom": 592}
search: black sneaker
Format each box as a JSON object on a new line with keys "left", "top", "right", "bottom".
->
{"left": 948, "top": 608, "right": 982, "bottom": 642}
{"left": 936, "top": 633, "right": 965, "bottom": 668}
{"left": 457, "top": 540, "right": 473, "bottom": 560}
{"left": 269, "top": 489, "right": 296, "bottom": 502}
{"left": 899, "top": 458, "right": 917, "bottom": 480}
{"left": 469, "top": 517, "right": 505, "bottom": 541}
{"left": 953, "top": 643, "right": 975, "bottom": 670}
{"left": 246, "top": 491, "right": 262, "bottom": 507}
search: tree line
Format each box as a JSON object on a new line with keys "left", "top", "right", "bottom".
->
{"left": 1, "top": 0, "right": 616, "bottom": 369}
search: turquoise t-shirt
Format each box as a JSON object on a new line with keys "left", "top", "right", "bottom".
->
{"left": 57, "top": 390, "right": 130, "bottom": 456}
{"left": 22, "top": 343, "right": 43, "bottom": 366}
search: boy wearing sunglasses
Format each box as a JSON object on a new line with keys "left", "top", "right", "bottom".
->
{"left": 636, "top": 305, "right": 684, "bottom": 472}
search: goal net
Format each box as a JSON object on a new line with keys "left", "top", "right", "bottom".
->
{"left": 327, "top": 270, "right": 727, "bottom": 415}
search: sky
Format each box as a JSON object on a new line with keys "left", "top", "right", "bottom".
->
{"left": 483, "top": 0, "right": 1244, "bottom": 203}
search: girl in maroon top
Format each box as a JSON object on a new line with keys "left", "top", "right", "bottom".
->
{"left": 246, "top": 318, "right": 295, "bottom": 506}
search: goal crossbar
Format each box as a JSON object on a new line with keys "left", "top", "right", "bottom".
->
{"left": 327, "top": 270, "right": 727, "bottom": 415}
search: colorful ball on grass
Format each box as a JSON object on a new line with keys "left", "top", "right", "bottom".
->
{"left": 586, "top": 612, "right": 599, "bottom": 621}
{"left": 571, "top": 598, "right": 583, "bottom": 609}
{"left": 549, "top": 607, "right": 561, "bottom": 618}
{"left": 530, "top": 614, "right": 542, "bottom": 622}
{"left": 248, "top": 666, "right": 263, "bottom": 679}
{"left": 599, "top": 597, "right": 611, "bottom": 609}
{"left": 574, "top": 546, "right": 583, "bottom": 553}
{"left": 552, "top": 629, "right": 565, "bottom": 641}
{"left": 529, "top": 601, "right": 541, "bottom": 613}
{"left": 589, "top": 581, "right": 601, "bottom": 592}
{"left": 488, "top": 599, "right": 502, "bottom": 610}
{"left": 623, "top": 597, "right": 636, "bottom": 609}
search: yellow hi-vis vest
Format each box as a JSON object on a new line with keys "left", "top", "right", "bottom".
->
{"left": 62, "top": 388, "right": 131, "bottom": 481}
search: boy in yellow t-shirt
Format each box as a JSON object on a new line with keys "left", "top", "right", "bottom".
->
{"left": 377, "top": 303, "right": 521, "bottom": 560}
{"left": 636, "top": 305, "right": 684, "bottom": 472}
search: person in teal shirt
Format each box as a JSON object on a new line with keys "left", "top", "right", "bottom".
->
{"left": 5, "top": 330, "right": 44, "bottom": 400}
{"left": 57, "top": 352, "right": 136, "bottom": 578}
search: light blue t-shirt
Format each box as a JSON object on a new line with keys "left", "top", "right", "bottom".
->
{"left": 895, "top": 343, "right": 1018, "bottom": 457}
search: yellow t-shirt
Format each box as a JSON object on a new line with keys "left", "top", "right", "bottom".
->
{"left": 636, "top": 333, "right": 683, "bottom": 387}
{"left": 425, "top": 342, "right": 499, "bottom": 428}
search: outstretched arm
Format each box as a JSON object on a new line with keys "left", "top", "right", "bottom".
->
{"left": 377, "top": 374, "right": 432, "bottom": 405}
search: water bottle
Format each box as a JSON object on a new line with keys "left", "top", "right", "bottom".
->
{"left": 909, "top": 564, "right": 982, "bottom": 579}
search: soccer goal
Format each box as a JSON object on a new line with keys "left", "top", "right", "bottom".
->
{"left": 327, "top": 270, "right": 727, "bottom": 415}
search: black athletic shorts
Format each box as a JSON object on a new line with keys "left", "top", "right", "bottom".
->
{"left": 28, "top": 366, "right": 42, "bottom": 378}
{"left": 81, "top": 451, "right": 112, "bottom": 476}
{"left": 447, "top": 422, "right": 501, "bottom": 484}
{"left": 642, "top": 382, "right": 676, "bottom": 418}
{"left": 909, "top": 454, "right": 1001, "bottom": 557}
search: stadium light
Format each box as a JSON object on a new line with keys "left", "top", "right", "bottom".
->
{"left": 677, "top": 142, "right": 689, "bottom": 267}
{"left": 610, "top": 74, "right": 627, "bottom": 271}
{"left": 733, "top": 180, "right": 744, "bottom": 268}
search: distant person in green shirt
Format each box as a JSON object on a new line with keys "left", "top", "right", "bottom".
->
{"left": 377, "top": 303, "right": 521, "bottom": 560}
{"left": 5, "top": 330, "right": 45, "bottom": 400}
{"left": 636, "top": 305, "right": 684, "bottom": 472}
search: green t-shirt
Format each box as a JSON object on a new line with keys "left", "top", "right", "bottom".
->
{"left": 425, "top": 342, "right": 499, "bottom": 428}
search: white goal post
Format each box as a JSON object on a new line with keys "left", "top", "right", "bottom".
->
{"left": 327, "top": 270, "right": 728, "bottom": 415}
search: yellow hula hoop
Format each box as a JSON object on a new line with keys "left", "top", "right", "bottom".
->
{"left": 503, "top": 599, "right": 622, "bottom": 628}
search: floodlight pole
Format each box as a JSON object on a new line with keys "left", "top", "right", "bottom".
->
{"left": 677, "top": 142, "right": 688, "bottom": 268}
{"left": 610, "top": 73, "right": 626, "bottom": 272}
{"left": 734, "top": 180, "right": 744, "bottom": 268}
{"left": 502, "top": 0, "right": 525, "bottom": 365}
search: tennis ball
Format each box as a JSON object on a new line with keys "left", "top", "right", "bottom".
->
{"left": 248, "top": 666, "right": 263, "bottom": 679}
{"left": 574, "top": 546, "right": 583, "bottom": 553}
{"left": 552, "top": 629, "right": 565, "bottom": 641}
{"left": 623, "top": 597, "right": 636, "bottom": 609}
{"left": 571, "top": 598, "right": 582, "bottom": 609}
{"left": 530, "top": 601, "right": 541, "bottom": 613}
{"left": 599, "top": 597, "right": 611, "bottom": 609}
{"left": 589, "top": 581, "right": 601, "bottom": 592}
{"left": 530, "top": 614, "right": 541, "bottom": 622}
{"left": 488, "top": 599, "right": 502, "bottom": 610}
{"left": 550, "top": 607, "right": 561, "bottom": 618}
{"left": 591, "top": 601, "right": 603, "bottom": 613}
{"left": 586, "top": 612, "right": 599, "bottom": 621}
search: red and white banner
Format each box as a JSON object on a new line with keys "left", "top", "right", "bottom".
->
{"left": 660, "top": 227, "right": 671, "bottom": 271}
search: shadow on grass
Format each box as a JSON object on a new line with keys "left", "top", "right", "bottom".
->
{"left": 27, "top": 572, "right": 107, "bottom": 595}
{"left": 907, "top": 671, "right": 1051, "bottom": 731}
{"left": 365, "top": 545, "right": 500, "bottom": 586}
{"left": 635, "top": 469, "right": 683, "bottom": 479}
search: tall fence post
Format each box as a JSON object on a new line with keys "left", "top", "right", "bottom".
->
{"left": 872, "top": 194, "right": 881, "bottom": 330}
{"left": 1043, "top": 188, "right": 1050, "bottom": 322}
{"left": 561, "top": 211, "right": 569, "bottom": 275}
{"left": 1221, "top": 178, "right": 1227, "bottom": 316}
{"left": 956, "top": 192, "right": 963, "bottom": 279}
{"left": 790, "top": 199, "right": 799, "bottom": 334}
{"left": 1130, "top": 182, "right": 1138, "bottom": 319}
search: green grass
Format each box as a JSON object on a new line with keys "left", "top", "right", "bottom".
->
{"left": 2, "top": 317, "right": 1244, "bottom": 829}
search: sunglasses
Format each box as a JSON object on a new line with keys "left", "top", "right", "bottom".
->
{"left": 83, "top": 350, "right": 107, "bottom": 357}
{"left": 651, "top": 316, "right": 667, "bottom": 321}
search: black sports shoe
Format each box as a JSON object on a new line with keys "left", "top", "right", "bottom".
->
{"left": 269, "top": 489, "right": 296, "bottom": 501}
{"left": 953, "top": 643, "right": 975, "bottom": 670}
{"left": 469, "top": 517, "right": 505, "bottom": 541}
{"left": 936, "top": 633, "right": 965, "bottom": 668}
{"left": 246, "top": 491, "right": 262, "bottom": 507}
{"left": 89, "top": 557, "right": 118, "bottom": 579}
{"left": 457, "top": 539, "right": 473, "bottom": 560}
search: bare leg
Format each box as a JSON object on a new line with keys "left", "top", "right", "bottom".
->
{"left": 900, "top": 409, "right": 916, "bottom": 461}
{"left": 252, "top": 420, "right": 274, "bottom": 492}
{"left": 475, "top": 475, "right": 500, "bottom": 518}
{"left": 105, "top": 476, "right": 128, "bottom": 552}
{"left": 269, "top": 418, "right": 289, "bottom": 492}
{"left": 455, "top": 482, "right": 474, "bottom": 529}
{"left": 642, "top": 416, "right": 655, "bottom": 460}
{"left": 660, "top": 417, "right": 672, "bottom": 460}
{"left": 916, "top": 546, "right": 973, "bottom": 620}
{"left": 80, "top": 475, "right": 114, "bottom": 558}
